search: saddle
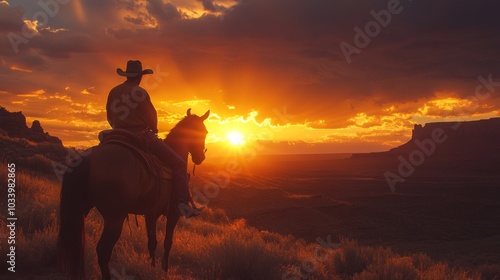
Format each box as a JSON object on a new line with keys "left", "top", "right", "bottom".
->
{"left": 98, "top": 129, "right": 173, "bottom": 180}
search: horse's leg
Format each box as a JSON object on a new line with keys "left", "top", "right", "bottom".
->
{"left": 97, "top": 214, "right": 126, "bottom": 280}
{"left": 145, "top": 214, "right": 158, "bottom": 267}
{"left": 162, "top": 208, "right": 180, "bottom": 272}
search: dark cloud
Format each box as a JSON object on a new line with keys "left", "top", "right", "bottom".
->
{"left": 0, "top": 4, "right": 24, "bottom": 32}
{"left": 135, "top": 0, "right": 499, "bottom": 124}
{"left": 198, "top": 0, "right": 216, "bottom": 12}
{"left": 10, "top": 54, "right": 47, "bottom": 70}
{"left": 124, "top": 15, "right": 148, "bottom": 25}
{"left": 30, "top": 32, "right": 95, "bottom": 58}
{"left": 297, "top": 49, "right": 336, "bottom": 59}
{"left": 2, "top": 0, "right": 500, "bottom": 131}
{"left": 147, "top": 0, "right": 182, "bottom": 23}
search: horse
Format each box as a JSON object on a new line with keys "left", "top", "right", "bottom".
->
{"left": 57, "top": 108, "right": 210, "bottom": 280}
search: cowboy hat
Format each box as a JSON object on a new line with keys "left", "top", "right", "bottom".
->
{"left": 116, "top": 60, "right": 153, "bottom": 77}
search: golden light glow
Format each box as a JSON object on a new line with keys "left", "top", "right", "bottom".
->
{"left": 23, "top": 19, "right": 40, "bottom": 35}
{"left": 10, "top": 66, "right": 33, "bottom": 73}
{"left": 5, "top": 87, "right": 499, "bottom": 152}
{"left": 427, "top": 97, "right": 474, "bottom": 111}
{"left": 226, "top": 131, "right": 245, "bottom": 146}
{"left": 73, "top": 0, "right": 86, "bottom": 23}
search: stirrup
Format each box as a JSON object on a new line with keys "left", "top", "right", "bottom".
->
{"left": 178, "top": 203, "right": 201, "bottom": 218}
{"left": 192, "top": 204, "right": 206, "bottom": 212}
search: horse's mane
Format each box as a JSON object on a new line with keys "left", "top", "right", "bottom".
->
{"left": 167, "top": 110, "right": 209, "bottom": 141}
{"left": 169, "top": 115, "right": 198, "bottom": 133}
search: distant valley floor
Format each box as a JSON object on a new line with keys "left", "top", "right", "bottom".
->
{"left": 192, "top": 154, "right": 500, "bottom": 269}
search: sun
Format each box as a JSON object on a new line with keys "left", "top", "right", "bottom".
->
{"left": 226, "top": 131, "right": 245, "bottom": 146}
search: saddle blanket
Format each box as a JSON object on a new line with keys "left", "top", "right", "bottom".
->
{"left": 98, "top": 129, "right": 173, "bottom": 179}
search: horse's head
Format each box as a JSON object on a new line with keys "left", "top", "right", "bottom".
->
{"left": 166, "top": 108, "right": 210, "bottom": 165}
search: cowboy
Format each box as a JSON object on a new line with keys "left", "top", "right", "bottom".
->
{"left": 106, "top": 60, "right": 202, "bottom": 218}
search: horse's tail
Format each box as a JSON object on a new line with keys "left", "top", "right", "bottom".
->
{"left": 57, "top": 157, "right": 90, "bottom": 280}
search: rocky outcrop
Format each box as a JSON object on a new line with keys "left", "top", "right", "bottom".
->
{"left": 392, "top": 117, "right": 500, "bottom": 157}
{"left": 352, "top": 117, "right": 500, "bottom": 160}
{"left": 411, "top": 118, "right": 500, "bottom": 140}
{"left": 0, "top": 107, "right": 62, "bottom": 145}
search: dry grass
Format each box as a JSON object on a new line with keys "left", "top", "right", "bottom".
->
{"left": 0, "top": 134, "right": 67, "bottom": 173}
{"left": 1, "top": 165, "right": 498, "bottom": 280}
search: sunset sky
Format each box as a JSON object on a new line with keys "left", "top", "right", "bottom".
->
{"left": 1, "top": 0, "right": 499, "bottom": 154}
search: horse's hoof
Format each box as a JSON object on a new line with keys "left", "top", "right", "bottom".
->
{"left": 162, "top": 260, "right": 169, "bottom": 272}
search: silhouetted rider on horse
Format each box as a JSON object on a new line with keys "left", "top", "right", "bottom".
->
{"left": 106, "top": 60, "right": 202, "bottom": 218}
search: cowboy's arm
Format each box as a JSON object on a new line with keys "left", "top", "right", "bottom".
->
{"left": 139, "top": 88, "right": 158, "bottom": 133}
{"left": 146, "top": 99, "right": 158, "bottom": 133}
{"left": 106, "top": 93, "right": 115, "bottom": 128}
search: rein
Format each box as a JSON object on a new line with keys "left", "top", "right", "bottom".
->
{"left": 190, "top": 148, "right": 206, "bottom": 177}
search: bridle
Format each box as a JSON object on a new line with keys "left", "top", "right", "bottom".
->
{"left": 190, "top": 148, "right": 207, "bottom": 176}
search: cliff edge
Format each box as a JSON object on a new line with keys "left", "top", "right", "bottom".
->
{"left": 0, "top": 106, "right": 62, "bottom": 145}
{"left": 353, "top": 117, "right": 500, "bottom": 160}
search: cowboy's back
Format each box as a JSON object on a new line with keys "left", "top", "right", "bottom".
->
{"left": 106, "top": 81, "right": 158, "bottom": 133}
{"left": 103, "top": 60, "right": 203, "bottom": 218}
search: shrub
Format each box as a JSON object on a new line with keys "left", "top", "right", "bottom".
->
{"left": 0, "top": 166, "right": 488, "bottom": 280}
{"left": 477, "top": 264, "right": 500, "bottom": 280}
{"left": 355, "top": 256, "right": 419, "bottom": 280}
{"left": 332, "top": 237, "right": 372, "bottom": 276}
{"left": 420, "top": 263, "right": 480, "bottom": 280}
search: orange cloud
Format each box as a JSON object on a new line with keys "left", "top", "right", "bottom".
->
{"left": 1, "top": 0, "right": 499, "bottom": 153}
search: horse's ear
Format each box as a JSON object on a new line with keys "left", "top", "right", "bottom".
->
{"left": 201, "top": 110, "right": 210, "bottom": 120}
{"left": 187, "top": 108, "right": 192, "bottom": 116}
